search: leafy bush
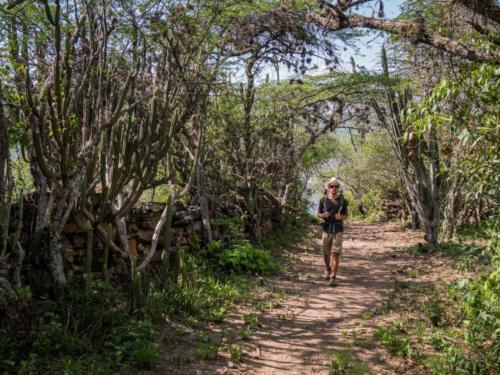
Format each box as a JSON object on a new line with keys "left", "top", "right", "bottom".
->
{"left": 0, "top": 335, "right": 18, "bottom": 373}
{"left": 196, "top": 343, "right": 219, "bottom": 360}
{"left": 330, "top": 348, "right": 353, "bottom": 374}
{"left": 104, "top": 319, "right": 159, "bottom": 369}
{"left": 422, "top": 298, "right": 445, "bottom": 327}
{"left": 374, "top": 323, "right": 414, "bottom": 358}
{"left": 67, "top": 279, "right": 128, "bottom": 337}
{"left": 201, "top": 239, "right": 277, "bottom": 275}
{"left": 450, "top": 270, "right": 500, "bottom": 373}
{"left": 218, "top": 241, "right": 277, "bottom": 275}
{"left": 229, "top": 344, "right": 244, "bottom": 362}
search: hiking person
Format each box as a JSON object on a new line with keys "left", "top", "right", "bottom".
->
{"left": 317, "top": 177, "right": 348, "bottom": 287}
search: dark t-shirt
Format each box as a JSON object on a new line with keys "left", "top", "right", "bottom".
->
{"left": 318, "top": 195, "right": 348, "bottom": 234}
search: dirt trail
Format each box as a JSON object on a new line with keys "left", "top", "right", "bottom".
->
{"left": 157, "top": 222, "right": 423, "bottom": 375}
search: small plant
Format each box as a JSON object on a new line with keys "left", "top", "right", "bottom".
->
{"left": 129, "top": 342, "right": 159, "bottom": 369}
{"left": 229, "top": 344, "right": 244, "bottom": 362}
{"left": 15, "top": 285, "right": 33, "bottom": 301}
{"left": 374, "top": 323, "right": 414, "bottom": 358}
{"left": 196, "top": 330, "right": 211, "bottom": 343}
{"left": 330, "top": 348, "right": 353, "bottom": 374}
{"left": 422, "top": 298, "right": 445, "bottom": 327}
{"left": 352, "top": 361, "right": 372, "bottom": 375}
{"left": 197, "top": 343, "right": 220, "bottom": 360}
{"left": 219, "top": 241, "right": 277, "bottom": 275}
{"left": 405, "top": 268, "right": 418, "bottom": 278}
{"left": 415, "top": 321, "right": 426, "bottom": 342}
{"left": 237, "top": 326, "right": 253, "bottom": 340}
{"left": 243, "top": 313, "right": 259, "bottom": 327}
{"left": 429, "top": 331, "right": 449, "bottom": 351}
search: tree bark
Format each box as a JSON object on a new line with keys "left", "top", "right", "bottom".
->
{"left": 197, "top": 164, "right": 213, "bottom": 243}
{"left": 442, "top": 174, "right": 461, "bottom": 239}
{"left": 0, "top": 84, "right": 13, "bottom": 258}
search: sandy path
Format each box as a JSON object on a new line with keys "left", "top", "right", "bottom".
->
{"left": 156, "top": 222, "right": 423, "bottom": 375}
{"left": 229, "top": 222, "right": 422, "bottom": 375}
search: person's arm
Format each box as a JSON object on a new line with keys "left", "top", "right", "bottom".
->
{"left": 334, "top": 200, "right": 348, "bottom": 220}
{"left": 317, "top": 199, "right": 329, "bottom": 219}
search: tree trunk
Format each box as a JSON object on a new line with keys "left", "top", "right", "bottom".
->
{"left": 160, "top": 189, "right": 176, "bottom": 284}
{"left": 442, "top": 174, "right": 461, "bottom": 239}
{"left": 0, "top": 85, "right": 13, "bottom": 258}
{"left": 197, "top": 164, "right": 213, "bottom": 243}
{"left": 47, "top": 176, "right": 83, "bottom": 291}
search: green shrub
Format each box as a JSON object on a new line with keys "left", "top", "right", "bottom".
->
{"left": 374, "top": 323, "right": 414, "bottom": 358}
{"left": 422, "top": 299, "right": 445, "bottom": 327}
{"left": 229, "top": 344, "right": 244, "bottom": 362}
{"left": 218, "top": 241, "right": 277, "bottom": 275}
{"left": 129, "top": 342, "right": 159, "bottom": 369}
{"left": 104, "top": 319, "right": 159, "bottom": 368}
{"left": 201, "top": 239, "right": 277, "bottom": 275}
{"left": 425, "top": 345, "right": 489, "bottom": 375}
{"left": 0, "top": 335, "right": 18, "bottom": 373}
{"left": 237, "top": 326, "right": 253, "bottom": 340}
{"left": 453, "top": 269, "right": 500, "bottom": 373}
{"left": 212, "top": 216, "right": 246, "bottom": 240}
{"left": 31, "top": 312, "right": 89, "bottom": 355}
{"left": 330, "top": 348, "right": 352, "bottom": 374}
{"left": 67, "top": 279, "right": 128, "bottom": 337}
{"left": 197, "top": 343, "right": 219, "bottom": 360}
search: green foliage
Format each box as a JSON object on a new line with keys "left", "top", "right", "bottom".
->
{"left": 200, "top": 218, "right": 278, "bottom": 276}
{"left": 330, "top": 348, "right": 371, "bottom": 375}
{"left": 422, "top": 298, "right": 445, "bottom": 327}
{"left": 374, "top": 322, "right": 414, "bottom": 358}
{"left": 0, "top": 335, "right": 17, "bottom": 373}
{"left": 2, "top": 280, "right": 162, "bottom": 374}
{"left": 330, "top": 348, "right": 353, "bottom": 374}
{"left": 161, "top": 271, "right": 244, "bottom": 322}
{"left": 450, "top": 271, "right": 500, "bottom": 373}
{"left": 407, "top": 64, "right": 499, "bottom": 200}
{"left": 218, "top": 241, "right": 277, "bottom": 275}
{"left": 212, "top": 216, "right": 246, "bottom": 241}
{"left": 374, "top": 229, "right": 499, "bottom": 374}
{"left": 242, "top": 313, "right": 260, "bottom": 327}
{"left": 228, "top": 344, "right": 244, "bottom": 362}
{"left": 196, "top": 343, "right": 220, "bottom": 360}
{"left": 31, "top": 312, "right": 88, "bottom": 356}
{"left": 67, "top": 279, "right": 128, "bottom": 337}
{"left": 409, "top": 238, "right": 497, "bottom": 272}
{"left": 237, "top": 326, "right": 253, "bottom": 340}
{"left": 323, "top": 131, "right": 402, "bottom": 221}
{"left": 104, "top": 319, "right": 159, "bottom": 369}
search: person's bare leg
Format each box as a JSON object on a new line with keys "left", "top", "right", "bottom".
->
{"left": 323, "top": 253, "right": 331, "bottom": 272}
{"left": 331, "top": 254, "right": 339, "bottom": 278}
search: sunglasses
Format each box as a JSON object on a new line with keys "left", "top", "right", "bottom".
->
{"left": 329, "top": 185, "right": 339, "bottom": 189}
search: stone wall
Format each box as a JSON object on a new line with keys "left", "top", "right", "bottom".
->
{"left": 60, "top": 202, "right": 206, "bottom": 278}
{"left": 7, "top": 194, "right": 282, "bottom": 281}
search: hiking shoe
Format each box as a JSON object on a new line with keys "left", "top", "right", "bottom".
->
{"left": 324, "top": 269, "right": 331, "bottom": 280}
{"left": 329, "top": 277, "right": 337, "bottom": 287}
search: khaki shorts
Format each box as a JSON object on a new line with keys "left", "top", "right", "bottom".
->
{"left": 321, "top": 232, "right": 343, "bottom": 255}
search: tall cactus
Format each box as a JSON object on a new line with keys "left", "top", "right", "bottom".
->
{"left": 379, "top": 45, "right": 441, "bottom": 243}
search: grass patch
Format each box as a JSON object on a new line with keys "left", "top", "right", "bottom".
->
{"left": 374, "top": 322, "right": 415, "bottom": 358}
{"left": 228, "top": 344, "right": 244, "bottom": 362}
{"left": 330, "top": 348, "right": 372, "bottom": 375}
{"left": 196, "top": 343, "right": 220, "bottom": 360}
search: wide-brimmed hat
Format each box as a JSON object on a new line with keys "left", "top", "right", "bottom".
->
{"left": 324, "top": 177, "right": 342, "bottom": 191}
